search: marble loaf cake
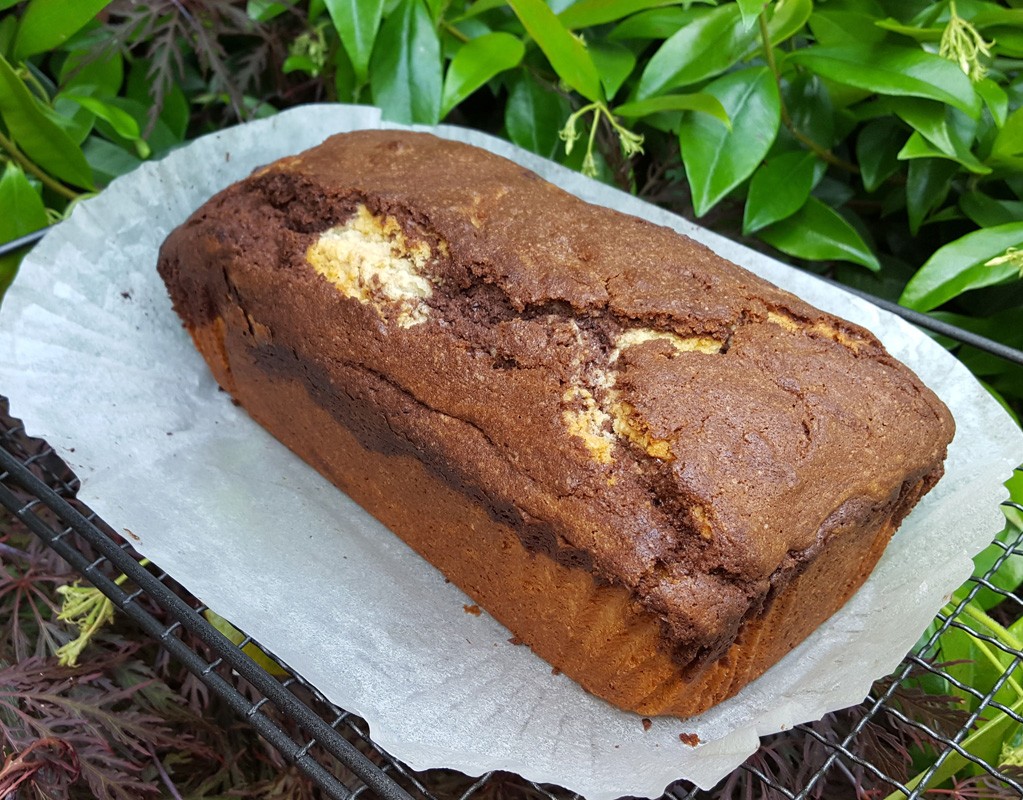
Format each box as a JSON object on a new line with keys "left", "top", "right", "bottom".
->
{"left": 158, "top": 130, "right": 955, "bottom": 718}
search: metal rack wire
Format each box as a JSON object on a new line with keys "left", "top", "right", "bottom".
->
{"left": 3, "top": 227, "right": 1023, "bottom": 799}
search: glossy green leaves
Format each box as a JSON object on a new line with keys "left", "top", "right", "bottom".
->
{"left": 788, "top": 44, "right": 981, "bottom": 117}
{"left": 0, "top": 162, "right": 46, "bottom": 239}
{"left": 990, "top": 108, "right": 1023, "bottom": 170}
{"left": 12, "top": 0, "right": 113, "bottom": 59}
{"left": 441, "top": 33, "right": 524, "bottom": 117}
{"left": 0, "top": 55, "right": 94, "bottom": 189}
{"left": 0, "top": 162, "right": 48, "bottom": 294}
{"left": 759, "top": 198, "right": 879, "bottom": 270}
{"left": 678, "top": 67, "right": 779, "bottom": 217}
{"left": 901, "top": 222, "right": 1023, "bottom": 311}
{"left": 638, "top": 5, "right": 757, "bottom": 98}
{"left": 742, "top": 150, "right": 821, "bottom": 234}
{"left": 894, "top": 99, "right": 989, "bottom": 175}
{"left": 614, "top": 93, "right": 728, "bottom": 125}
{"left": 325, "top": 0, "right": 385, "bottom": 85}
{"left": 370, "top": 0, "right": 442, "bottom": 124}
{"left": 507, "top": 0, "right": 603, "bottom": 103}
{"left": 559, "top": 0, "right": 684, "bottom": 30}
{"left": 1, "top": 0, "right": 1020, "bottom": 379}
{"left": 505, "top": 73, "right": 570, "bottom": 158}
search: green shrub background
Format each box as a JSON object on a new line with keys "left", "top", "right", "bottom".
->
{"left": 2, "top": 2, "right": 1023, "bottom": 797}
{"left": 1, "top": 0, "right": 1022, "bottom": 421}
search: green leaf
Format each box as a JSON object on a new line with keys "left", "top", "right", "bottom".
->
{"left": 736, "top": 0, "right": 768, "bottom": 28}
{"left": 988, "top": 25, "right": 1023, "bottom": 57}
{"left": 614, "top": 92, "right": 728, "bottom": 126}
{"left": 59, "top": 49, "right": 122, "bottom": 95}
{"left": 898, "top": 131, "right": 991, "bottom": 175}
{"left": 423, "top": 0, "right": 446, "bottom": 22}
{"left": 856, "top": 117, "right": 905, "bottom": 192}
{"left": 60, "top": 91, "right": 141, "bottom": 143}
{"left": 507, "top": 0, "right": 604, "bottom": 102}
{"left": 783, "top": 72, "right": 835, "bottom": 149}
{"left": 51, "top": 95, "right": 95, "bottom": 145}
{"left": 976, "top": 77, "right": 1008, "bottom": 127}
{"left": 558, "top": 0, "right": 684, "bottom": 29}
{"left": 505, "top": 71, "right": 570, "bottom": 159}
{"left": 892, "top": 693, "right": 1023, "bottom": 799}
{"left": 444, "top": 17, "right": 490, "bottom": 48}
{"left": 677, "top": 66, "right": 780, "bottom": 217}
{"left": 902, "top": 2, "right": 946, "bottom": 27}
{"left": 453, "top": 0, "right": 510, "bottom": 21}
{"left": 900, "top": 222, "right": 1023, "bottom": 311}
{"left": 637, "top": 5, "right": 757, "bottom": 98}
{"left": 990, "top": 107, "right": 1023, "bottom": 169}
{"left": 873, "top": 17, "right": 943, "bottom": 42}
{"left": 609, "top": 7, "right": 692, "bottom": 39}
{"left": 763, "top": 0, "right": 812, "bottom": 47}
{"left": 0, "top": 14, "right": 16, "bottom": 54}
{"left": 960, "top": 191, "right": 1023, "bottom": 228}
{"left": 204, "top": 610, "right": 287, "bottom": 677}
{"left": 125, "top": 59, "right": 188, "bottom": 142}
{"left": 87, "top": 95, "right": 176, "bottom": 157}
{"left": 807, "top": 9, "right": 887, "bottom": 46}
{"left": 0, "top": 161, "right": 47, "bottom": 243}
{"left": 0, "top": 54, "right": 94, "bottom": 189}
{"left": 905, "top": 157, "right": 957, "bottom": 236}
{"left": 82, "top": 136, "right": 142, "bottom": 184}
{"left": 933, "top": 624, "right": 981, "bottom": 706}
{"left": 893, "top": 99, "right": 990, "bottom": 174}
{"left": 13, "top": 0, "right": 113, "bottom": 59}
{"left": 324, "top": 0, "right": 386, "bottom": 84}
{"left": 369, "top": 0, "right": 442, "bottom": 124}
{"left": 966, "top": 536, "right": 1023, "bottom": 612}
{"left": 441, "top": 32, "right": 524, "bottom": 117}
{"left": 247, "top": 0, "right": 292, "bottom": 22}
{"left": 282, "top": 53, "right": 322, "bottom": 75}
{"left": 334, "top": 42, "right": 357, "bottom": 102}
{"left": 759, "top": 196, "right": 880, "bottom": 270}
{"left": 786, "top": 44, "right": 981, "bottom": 117}
{"left": 891, "top": 98, "right": 958, "bottom": 154}
{"left": 742, "top": 151, "right": 820, "bottom": 234}
{"left": 587, "top": 40, "right": 635, "bottom": 101}
{"left": 0, "top": 161, "right": 48, "bottom": 296}
{"left": 972, "top": 7, "right": 1023, "bottom": 28}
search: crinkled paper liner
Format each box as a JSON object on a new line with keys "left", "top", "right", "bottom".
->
{"left": 2, "top": 105, "right": 1021, "bottom": 799}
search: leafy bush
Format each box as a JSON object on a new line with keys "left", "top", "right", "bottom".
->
{"left": 2, "top": 0, "right": 1017, "bottom": 475}
{"left": 1, "top": 0, "right": 1021, "bottom": 410}
{"left": 2, "top": 0, "right": 1023, "bottom": 796}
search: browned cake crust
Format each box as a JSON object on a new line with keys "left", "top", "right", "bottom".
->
{"left": 157, "top": 130, "right": 955, "bottom": 717}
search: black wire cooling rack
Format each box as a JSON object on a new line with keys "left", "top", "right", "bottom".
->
{"left": 3, "top": 226, "right": 1023, "bottom": 800}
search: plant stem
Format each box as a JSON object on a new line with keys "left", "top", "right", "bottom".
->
{"left": 114, "top": 558, "right": 150, "bottom": 586}
{"left": 948, "top": 596, "right": 1023, "bottom": 701}
{"left": 954, "top": 619, "right": 1023, "bottom": 699}
{"left": 19, "top": 67, "right": 51, "bottom": 105}
{"left": 957, "top": 599, "right": 1023, "bottom": 653}
{"left": 757, "top": 12, "right": 860, "bottom": 175}
{"left": 442, "top": 21, "right": 469, "bottom": 43}
{"left": 0, "top": 131, "right": 80, "bottom": 202}
{"left": 883, "top": 692, "right": 1023, "bottom": 800}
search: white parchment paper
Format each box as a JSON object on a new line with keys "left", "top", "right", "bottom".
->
{"left": 2, "top": 104, "right": 1022, "bottom": 799}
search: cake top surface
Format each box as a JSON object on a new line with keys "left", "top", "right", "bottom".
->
{"left": 160, "top": 129, "right": 955, "bottom": 667}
